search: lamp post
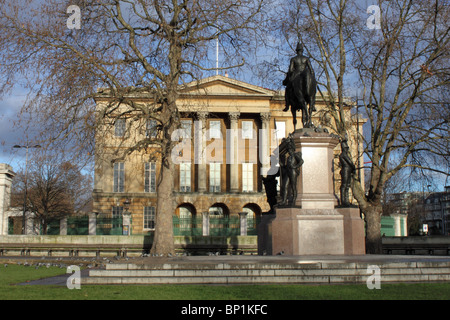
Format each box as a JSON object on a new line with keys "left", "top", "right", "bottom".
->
{"left": 13, "top": 144, "right": 41, "bottom": 235}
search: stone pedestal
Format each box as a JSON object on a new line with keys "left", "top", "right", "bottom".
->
{"left": 293, "top": 129, "right": 339, "bottom": 209}
{"left": 338, "top": 207, "right": 366, "bottom": 255}
{"left": 257, "top": 213, "right": 276, "bottom": 255}
{"left": 272, "top": 208, "right": 345, "bottom": 255}
{"left": 270, "top": 129, "right": 365, "bottom": 256}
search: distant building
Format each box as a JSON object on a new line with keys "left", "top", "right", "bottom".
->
{"left": 382, "top": 187, "right": 450, "bottom": 236}
{"left": 423, "top": 186, "right": 450, "bottom": 235}
{"left": 384, "top": 192, "right": 423, "bottom": 216}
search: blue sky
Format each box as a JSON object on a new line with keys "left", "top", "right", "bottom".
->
{"left": 0, "top": 86, "right": 30, "bottom": 170}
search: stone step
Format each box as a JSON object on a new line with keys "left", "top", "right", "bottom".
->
{"left": 82, "top": 260, "right": 450, "bottom": 285}
{"left": 83, "top": 273, "right": 450, "bottom": 285}
{"left": 88, "top": 266, "right": 450, "bottom": 278}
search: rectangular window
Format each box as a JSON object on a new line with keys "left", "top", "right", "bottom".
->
{"left": 180, "top": 162, "right": 191, "bottom": 192}
{"left": 242, "top": 163, "right": 253, "bottom": 192}
{"left": 144, "top": 162, "right": 156, "bottom": 193}
{"left": 209, "top": 162, "right": 221, "bottom": 192}
{"left": 113, "top": 162, "right": 125, "bottom": 192}
{"left": 112, "top": 206, "right": 123, "bottom": 229}
{"left": 115, "top": 118, "right": 126, "bottom": 137}
{"left": 112, "top": 206, "right": 123, "bottom": 218}
{"left": 144, "top": 206, "right": 156, "bottom": 230}
{"left": 180, "top": 120, "right": 192, "bottom": 139}
{"left": 275, "top": 121, "right": 286, "bottom": 140}
{"left": 146, "top": 119, "right": 158, "bottom": 138}
{"left": 241, "top": 121, "right": 253, "bottom": 139}
{"left": 209, "top": 120, "right": 221, "bottom": 139}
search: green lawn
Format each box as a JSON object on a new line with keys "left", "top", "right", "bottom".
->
{"left": 1, "top": 264, "right": 449, "bottom": 300}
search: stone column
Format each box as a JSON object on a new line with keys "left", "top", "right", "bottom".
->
{"left": 88, "top": 213, "right": 97, "bottom": 235}
{"left": 393, "top": 214, "right": 401, "bottom": 236}
{"left": 0, "top": 164, "right": 15, "bottom": 236}
{"left": 202, "top": 211, "right": 210, "bottom": 236}
{"left": 401, "top": 215, "right": 408, "bottom": 236}
{"left": 60, "top": 217, "right": 68, "bottom": 235}
{"left": 196, "top": 112, "right": 208, "bottom": 192}
{"left": 228, "top": 112, "right": 240, "bottom": 192}
{"left": 239, "top": 212, "right": 248, "bottom": 236}
{"left": 259, "top": 112, "right": 271, "bottom": 176}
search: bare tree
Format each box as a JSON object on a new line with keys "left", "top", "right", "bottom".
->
{"left": 0, "top": 0, "right": 265, "bottom": 254}
{"left": 11, "top": 152, "right": 92, "bottom": 234}
{"left": 269, "top": 0, "right": 449, "bottom": 253}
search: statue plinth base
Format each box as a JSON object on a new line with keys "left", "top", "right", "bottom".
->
{"left": 268, "top": 129, "right": 365, "bottom": 256}
{"left": 272, "top": 207, "right": 345, "bottom": 255}
{"left": 271, "top": 206, "right": 365, "bottom": 255}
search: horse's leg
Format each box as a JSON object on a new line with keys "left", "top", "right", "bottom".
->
{"left": 292, "top": 108, "right": 297, "bottom": 130}
{"left": 310, "top": 93, "right": 316, "bottom": 113}
{"left": 301, "top": 102, "right": 309, "bottom": 128}
{"left": 283, "top": 86, "right": 291, "bottom": 112}
{"left": 283, "top": 98, "right": 290, "bottom": 112}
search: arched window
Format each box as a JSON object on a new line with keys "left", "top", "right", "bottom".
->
{"left": 243, "top": 204, "right": 261, "bottom": 235}
{"left": 209, "top": 204, "right": 236, "bottom": 236}
{"left": 174, "top": 204, "right": 199, "bottom": 236}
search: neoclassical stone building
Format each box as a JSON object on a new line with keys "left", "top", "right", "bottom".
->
{"left": 92, "top": 75, "right": 364, "bottom": 235}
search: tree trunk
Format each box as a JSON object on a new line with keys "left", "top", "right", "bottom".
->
{"left": 363, "top": 203, "right": 383, "bottom": 254}
{"left": 150, "top": 87, "right": 179, "bottom": 256}
{"left": 151, "top": 153, "right": 176, "bottom": 256}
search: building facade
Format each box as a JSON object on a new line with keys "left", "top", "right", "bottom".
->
{"left": 423, "top": 186, "right": 450, "bottom": 235}
{"left": 92, "top": 75, "right": 364, "bottom": 235}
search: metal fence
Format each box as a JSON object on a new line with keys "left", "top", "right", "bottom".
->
{"left": 173, "top": 215, "right": 202, "bottom": 236}
{"left": 172, "top": 215, "right": 261, "bottom": 236}
{"left": 67, "top": 216, "right": 89, "bottom": 235}
{"left": 96, "top": 215, "right": 123, "bottom": 235}
{"left": 46, "top": 219, "right": 60, "bottom": 235}
{"left": 247, "top": 215, "right": 261, "bottom": 236}
{"left": 210, "top": 215, "right": 240, "bottom": 236}
{"left": 21, "top": 213, "right": 261, "bottom": 236}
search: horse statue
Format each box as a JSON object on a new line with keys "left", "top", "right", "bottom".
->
{"left": 283, "top": 42, "right": 317, "bottom": 129}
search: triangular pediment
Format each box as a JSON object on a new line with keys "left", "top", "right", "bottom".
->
{"left": 180, "top": 75, "right": 274, "bottom": 97}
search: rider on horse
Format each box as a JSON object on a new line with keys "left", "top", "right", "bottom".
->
{"left": 283, "top": 42, "right": 317, "bottom": 129}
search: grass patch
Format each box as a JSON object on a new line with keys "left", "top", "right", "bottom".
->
{"left": 0, "top": 264, "right": 449, "bottom": 300}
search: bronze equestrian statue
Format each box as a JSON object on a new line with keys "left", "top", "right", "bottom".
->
{"left": 283, "top": 42, "right": 317, "bottom": 129}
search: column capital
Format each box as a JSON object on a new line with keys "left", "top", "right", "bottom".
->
{"left": 228, "top": 112, "right": 240, "bottom": 121}
{"left": 260, "top": 112, "right": 271, "bottom": 122}
{"left": 197, "top": 111, "right": 209, "bottom": 121}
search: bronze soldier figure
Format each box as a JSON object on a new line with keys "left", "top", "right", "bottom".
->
{"left": 339, "top": 138, "right": 356, "bottom": 207}
{"left": 279, "top": 136, "right": 303, "bottom": 206}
